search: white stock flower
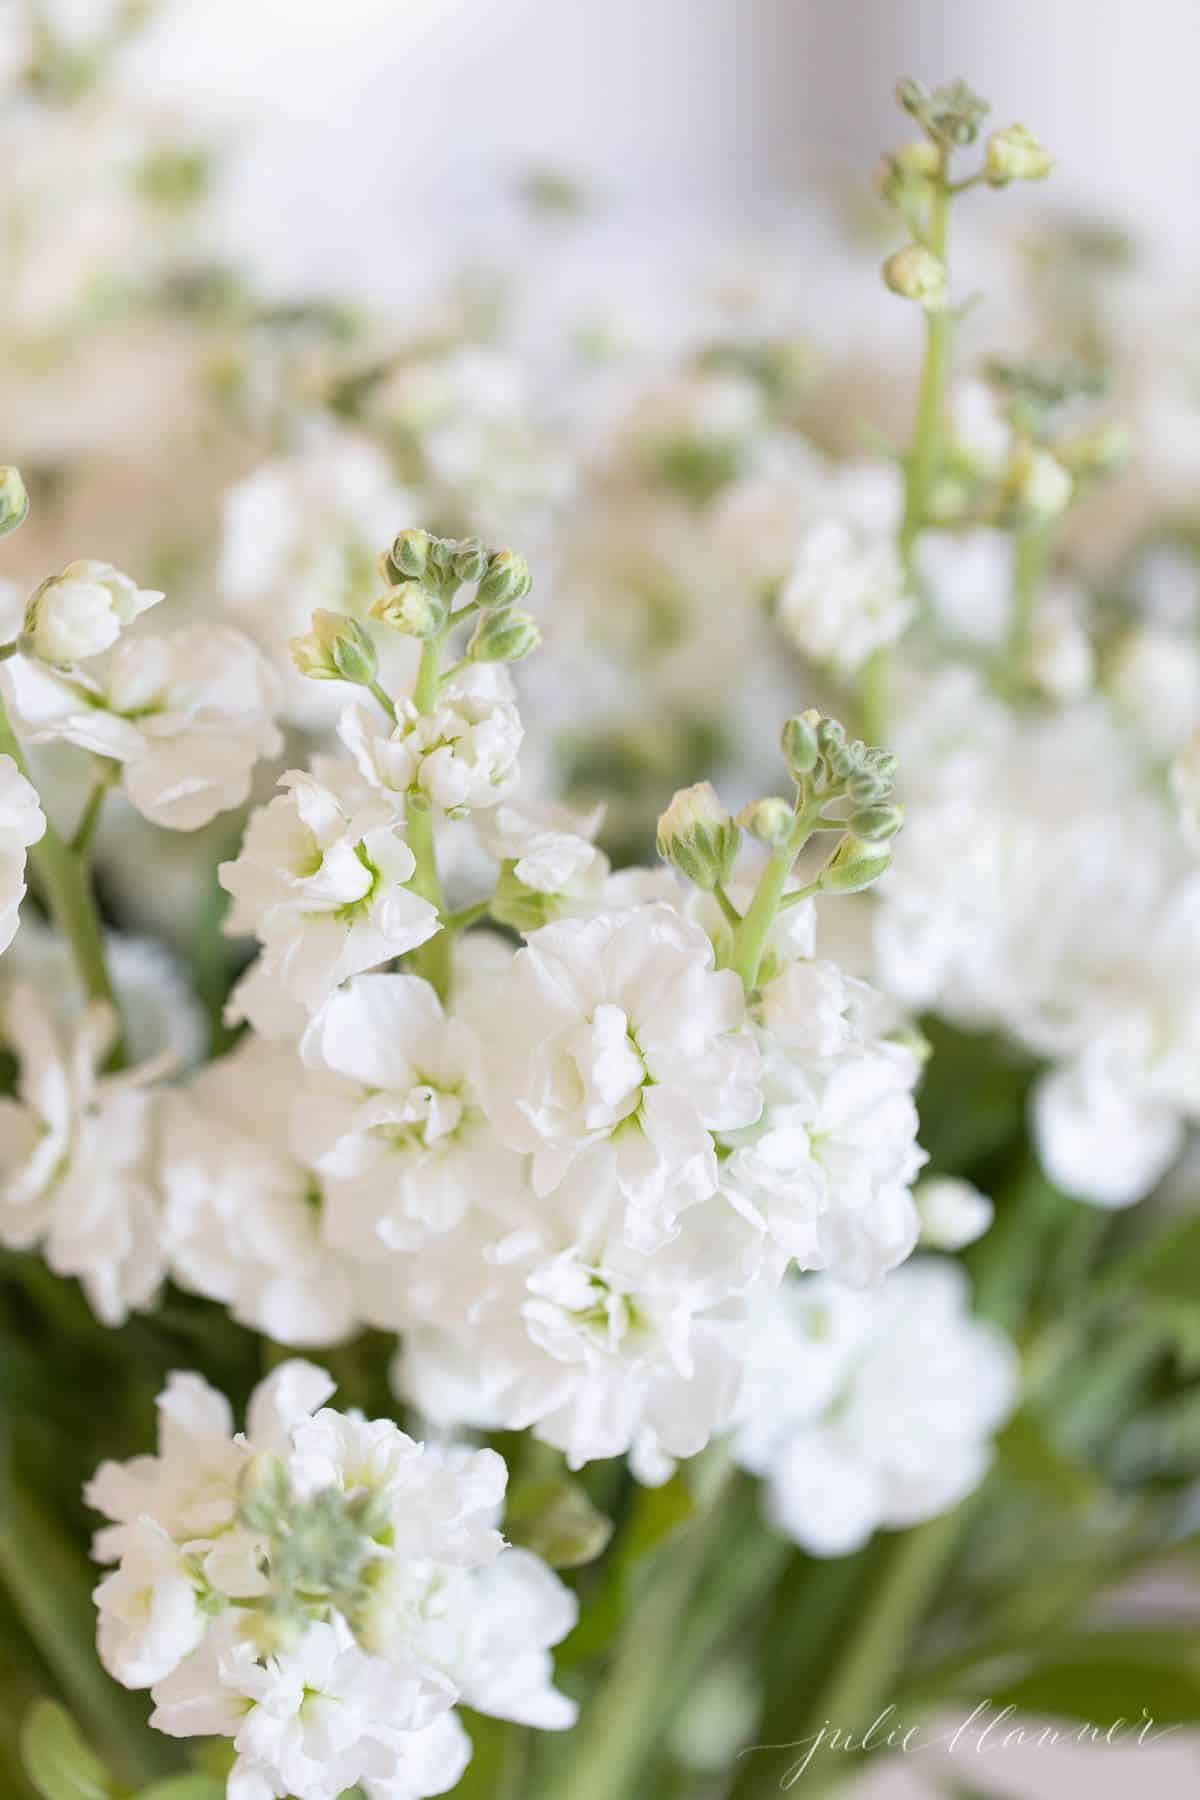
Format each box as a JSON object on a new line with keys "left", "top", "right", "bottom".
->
{"left": 0, "top": 983, "right": 165, "bottom": 1324}
{"left": 297, "top": 973, "right": 528, "bottom": 1257}
{"left": 21, "top": 559, "right": 163, "bottom": 666}
{"left": 220, "top": 769, "right": 439, "bottom": 1036}
{"left": 915, "top": 1176, "right": 994, "bottom": 1250}
{"left": 4, "top": 625, "right": 282, "bottom": 829}
{"left": 161, "top": 1034, "right": 364, "bottom": 1344}
{"left": 88, "top": 1361, "right": 575, "bottom": 1798}
{"left": 734, "top": 1261, "right": 1018, "bottom": 1556}
{"left": 340, "top": 679, "right": 523, "bottom": 819}
{"left": 473, "top": 796, "right": 609, "bottom": 915}
{"left": 776, "top": 515, "right": 911, "bottom": 677}
{"left": 6, "top": 917, "right": 207, "bottom": 1067}
{"left": 718, "top": 960, "right": 926, "bottom": 1284}
{"left": 397, "top": 1193, "right": 768, "bottom": 1475}
{"left": 152, "top": 1616, "right": 466, "bottom": 1800}
{"left": 0, "top": 753, "right": 45, "bottom": 952}
{"left": 1107, "top": 624, "right": 1200, "bottom": 758}
{"left": 477, "top": 902, "right": 761, "bottom": 1249}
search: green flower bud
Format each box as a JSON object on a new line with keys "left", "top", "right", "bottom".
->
{"left": 290, "top": 610, "right": 379, "bottom": 685}
{"left": 467, "top": 607, "right": 541, "bottom": 663}
{"left": 781, "top": 710, "right": 821, "bottom": 777}
{"left": 816, "top": 718, "right": 845, "bottom": 756}
{"left": 476, "top": 548, "right": 533, "bottom": 610}
{"left": 657, "top": 782, "right": 740, "bottom": 890}
{"left": 849, "top": 801, "right": 905, "bottom": 842}
{"left": 371, "top": 582, "right": 447, "bottom": 638}
{"left": 0, "top": 467, "right": 28, "bottom": 538}
{"left": 847, "top": 771, "right": 890, "bottom": 804}
{"left": 817, "top": 834, "right": 892, "bottom": 894}
{"left": 882, "top": 244, "right": 947, "bottom": 310}
{"left": 453, "top": 538, "right": 489, "bottom": 584}
{"left": 985, "top": 124, "right": 1052, "bottom": 186}
{"left": 391, "top": 527, "right": 433, "bottom": 580}
{"left": 504, "top": 1475, "right": 613, "bottom": 1570}
{"left": 737, "top": 796, "right": 795, "bottom": 847}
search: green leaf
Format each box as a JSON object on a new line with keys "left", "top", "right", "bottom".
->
{"left": 995, "top": 1410, "right": 1100, "bottom": 1509}
{"left": 559, "top": 1474, "right": 695, "bottom": 1664}
{"left": 1099, "top": 1215, "right": 1200, "bottom": 1309}
{"left": 963, "top": 1629, "right": 1200, "bottom": 1727}
{"left": 20, "top": 1700, "right": 115, "bottom": 1800}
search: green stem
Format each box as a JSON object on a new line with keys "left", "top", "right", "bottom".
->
{"left": 405, "top": 633, "right": 451, "bottom": 1000}
{"left": 793, "top": 1509, "right": 967, "bottom": 1792}
{"left": 863, "top": 159, "right": 949, "bottom": 750}
{"left": 899, "top": 166, "right": 950, "bottom": 573}
{"left": 0, "top": 696, "right": 122, "bottom": 1046}
{"left": 713, "top": 882, "right": 742, "bottom": 929}
{"left": 68, "top": 762, "right": 116, "bottom": 856}
{"left": 367, "top": 677, "right": 398, "bottom": 723}
{"left": 542, "top": 1459, "right": 735, "bottom": 1800}
{"left": 1008, "top": 523, "right": 1049, "bottom": 674}
{"left": 730, "top": 800, "right": 821, "bottom": 989}
{"left": 777, "top": 1164, "right": 1067, "bottom": 1793}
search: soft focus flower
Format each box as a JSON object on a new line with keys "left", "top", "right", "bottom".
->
{"left": 0, "top": 753, "right": 45, "bottom": 952}
{"left": 734, "top": 1261, "right": 1018, "bottom": 1555}
{"left": 21, "top": 559, "right": 163, "bottom": 666}
{"left": 915, "top": 1176, "right": 994, "bottom": 1250}
{"left": 4, "top": 625, "right": 282, "bottom": 829}
{"left": 0, "top": 983, "right": 166, "bottom": 1324}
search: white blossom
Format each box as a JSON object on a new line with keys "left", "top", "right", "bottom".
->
{"left": 87, "top": 1361, "right": 576, "bottom": 1799}
{"left": 733, "top": 1261, "right": 1019, "bottom": 1556}
{"left": 772, "top": 462, "right": 912, "bottom": 676}
{"left": 297, "top": 972, "right": 528, "bottom": 1257}
{"left": 0, "top": 753, "right": 45, "bottom": 953}
{"left": 915, "top": 1176, "right": 994, "bottom": 1250}
{"left": 4, "top": 625, "right": 282, "bottom": 830}
{"left": 160, "top": 1034, "right": 365, "bottom": 1344}
{"left": 718, "top": 959, "right": 926, "bottom": 1284}
{"left": 21, "top": 559, "right": 163, "bottom": 666}
{"left": 476, "top": 902, "right": 762, "bottom": 1250}
{"left": 340, "top": 678, "right": 523, "bottom": 819}
{"left": 220, "top": 768, "right": 439, "bottom": 1036}
{"left": 0, "top": 983, "right": 165, "bottom": 1324}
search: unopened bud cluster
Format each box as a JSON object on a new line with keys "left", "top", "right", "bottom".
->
{"left": 780, "top": 711, "right": 903, "bottom": 895}
{"left": 238, "top": 1453, "right": 388, "bottom": 1650}
{"left": 881, "top": 79, "right": 1052, "bottom": 316}
{"left": 290, "top": 529, "right": 541, "bottom": 694}
{"left": 369, "top": 529, "right": 539, "bottom": 663}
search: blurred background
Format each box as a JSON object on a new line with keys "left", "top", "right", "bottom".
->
{"left": 4, "top": 4, "right": 1200, "bottom": 1795}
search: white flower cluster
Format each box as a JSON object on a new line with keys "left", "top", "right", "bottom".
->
{"left": 86, "top": 1361, "right": 576, "bottom": 1800}
{"left": 166, "top": 593, "right": 932, "bottom": 1477}
{"left": 734, "top": 1259, "right": 1019, "bottom": 1556}
{"left": 874, "top": 667, "right": 1200, "bottom": 1207}
{"left": 3, "top": 580, "right": 282, "bottom": 830}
